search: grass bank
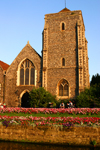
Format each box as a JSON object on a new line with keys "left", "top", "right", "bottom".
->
{"left": 0, "top": 112, "right": 100, "bottom": 118}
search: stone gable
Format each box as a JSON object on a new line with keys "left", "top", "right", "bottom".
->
{"left": 5, "top": 42, "right": 41, "bottom": 107}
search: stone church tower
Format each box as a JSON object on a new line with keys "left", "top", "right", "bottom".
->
{"left": 42, "top": 8, "right": 90, "bottom": 99}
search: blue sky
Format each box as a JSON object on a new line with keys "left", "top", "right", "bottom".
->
{"left": 0, "top": 0, "right": 100, "bottom": 81}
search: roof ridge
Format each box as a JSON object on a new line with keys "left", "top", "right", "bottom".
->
{"left": 59, "top": 7, "right": 70, "bottom": 13}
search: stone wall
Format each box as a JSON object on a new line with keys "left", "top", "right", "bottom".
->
{"left": 0, "top": 125, "right": 100, "bottom": 146}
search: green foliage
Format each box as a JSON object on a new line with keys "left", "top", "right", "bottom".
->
{"left": 75, "top": 84, "right": 100, "bottom": 108}
{"left": 75, "top": 88, "right": 93, "bottom": 108}
{"left": 90, "top": 140, "right": 97, "bottom": 146}
{"left": 90, "top": 73, "right": 100, "bottom": 86}
{"left": 71, "top": 12, "right": 75, "bottom": 15}
{"left": 29, "top": 87, "right": 57, "bottom": 108}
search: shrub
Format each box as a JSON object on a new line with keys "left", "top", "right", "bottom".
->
{"left": 75, "top": 84, "right": 100, "bottom": 108}
{"left": 29, "top": 87, "right": 57, "bottom": 108}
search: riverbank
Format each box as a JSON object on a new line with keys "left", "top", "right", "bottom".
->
{"left": 0, "top": 125, "right": 100, "bottom": 146}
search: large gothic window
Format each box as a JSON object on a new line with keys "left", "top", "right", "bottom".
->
{"left": 20, "top": 59, "right": 35, "bottom": 85}
{"left": 59, "top": 79, "right": 69, "bottom": 96}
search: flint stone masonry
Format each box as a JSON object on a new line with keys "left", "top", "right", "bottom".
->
{"left": 42, "top": 8, "right": 90, "bottom": 99}
{"left": 0, "top": 125, "right": 100, "bottom": 146}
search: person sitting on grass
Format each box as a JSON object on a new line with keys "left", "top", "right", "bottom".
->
{"left": 67, "top": 101, "right": 74, "bottom": 108}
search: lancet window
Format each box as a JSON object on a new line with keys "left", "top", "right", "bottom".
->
{"left": 62, "top": 58, "right": 65, "bottom": 66}
{"left": 62, "top": 23, "right": 65, "bottom": 30}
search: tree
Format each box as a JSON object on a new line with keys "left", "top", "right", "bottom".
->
{"left": 75, "top": 87, "right": 94, "bottom": 108}
{"left": 75, "top": 84, "right": 100, "bottom": 108}
{"left": 29, "top": 87, "right": 57, "bottom": 108}
{"left": 90, "top": 73, "right": 100, "bottom": 86}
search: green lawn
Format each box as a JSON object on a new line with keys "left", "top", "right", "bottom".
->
{"left": 0, "top": 112, "right": 100, "bottom": 118}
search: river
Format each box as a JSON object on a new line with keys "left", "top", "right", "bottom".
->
{"left": 0, "top": 141, "right": 99, "bottom": 150}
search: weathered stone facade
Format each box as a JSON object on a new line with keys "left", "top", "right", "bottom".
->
{"left": 42, "top": 8, "right": 90, "bottom": 99}
{"left": 0, "top": 7, "right": 90, "bottom": 107}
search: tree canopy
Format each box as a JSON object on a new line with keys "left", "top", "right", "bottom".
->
{"left": 90, "top": 73, "right": 100, "bottom": 86}
{"left": 75, "top": 73, "right": 100, "bottom": 108}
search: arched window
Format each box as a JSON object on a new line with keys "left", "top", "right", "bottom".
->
{"left": 62, "top": 58, "right": 65, "bottom": 66}
{"left": 62, "top": 23, "right": 65, "bottom": 30}
{"left": 20, "top": 59, "right": 35, "bottom": 85}
{"left": 58, "top": 79, "right": 69, "bottom": 96}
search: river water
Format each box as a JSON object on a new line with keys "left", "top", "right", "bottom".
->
{"left": 0, "top": 141, "right": 99, "bottom": 150}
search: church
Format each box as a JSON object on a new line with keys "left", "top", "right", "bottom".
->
{"left": 0, "top": 7, "right": 90, "bottom": 107}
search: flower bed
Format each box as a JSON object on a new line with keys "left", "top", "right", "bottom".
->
{"left": 0, "top": 115, "right": 100, "bottom": 127}
{"left": 0, "top": 108, "right": 100, "bottom": 127}
{"left": 0, "top": 107, "right": 100, "bottom": 115}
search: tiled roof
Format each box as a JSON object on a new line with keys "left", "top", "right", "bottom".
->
{"left": 0, "top": 60, "right": 9, "bottom": 70}
{"left": 59, "top": 7, "right": 70, "bottom": 13}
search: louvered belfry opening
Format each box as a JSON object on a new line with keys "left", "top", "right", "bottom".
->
{"left": 20, "top": 59, "right": 35, "bottom": 85}
{"left": 59, "top": 79, "right": 69, "bottom": 96}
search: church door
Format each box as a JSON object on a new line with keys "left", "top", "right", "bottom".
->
{"left": 21, "top": 92, "right": 30, "bottom": 108}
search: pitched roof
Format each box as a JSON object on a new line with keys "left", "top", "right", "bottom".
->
{"left": 59, "top": 7, "right": 70, "bottom": 13}
{"left": 0, "top": 60, "right": 9, "bottom": 70}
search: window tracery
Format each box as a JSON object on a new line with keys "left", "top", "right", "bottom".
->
{"left": 59, "top": 79, "right": 69, "bottom": 96}
{"left": 20, "top": 59, "right": 35, "bottom": 85}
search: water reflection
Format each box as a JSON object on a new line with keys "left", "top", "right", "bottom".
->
{"left": 0, "top": 141, "right": 99, "bottom": 150}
